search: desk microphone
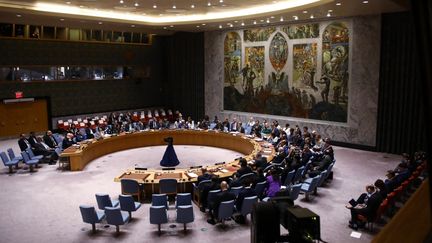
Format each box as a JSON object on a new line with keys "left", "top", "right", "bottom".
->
{"left": 135, "top": 167, "right": 147, "bottom": 170}
{"left": 214, "top": 162, "right": 225, "bottom": 165}
{"left": 162, "top": 167, "right": 175, "bottom": 170}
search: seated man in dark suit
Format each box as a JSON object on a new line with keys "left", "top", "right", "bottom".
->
{"left": 234, "top": 179, "right": 257, "bottom": 224}
{"left": 62, "top": 133, "right": 76, "bottom": 150}
{"left": 252, "top": 153, "right": 269, "bottom": 170}
{"left": 348, "top": 185, "right": 383, "bottom": 230}
{"left": 43, "top": 130, "right": 58, "bottom": 148}
{"left": 18, "top": 133, "right": 32, "bottom": 151}
{"left": 200, "top": 175, "right": 220, "bottom": 212}
{"left": 33, "top": 137, "right": 59, "bottom": 164}
{"left": 197, "top": 167, "right": 212, "bottom": 184}
{"left": 236, "top": 158, "right": 253, "bottom": 178}
{"left": 28, "top": 131, "right": 38, "bottom": 148}
{"left": 207, "top": 181, "right": 236, "bottom": 225}
{"left": 308, "top": 151, "right": 333, "bottom": 178}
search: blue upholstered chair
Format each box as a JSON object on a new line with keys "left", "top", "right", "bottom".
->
{"left": 288, "top": 184, "right": 302, "bottom": 201}
{"left": 263, "top": 164, "right": 274, "bottom": 173}
{"left": 238, "top": 172, "right": 256, "bottom": 184}
{"left": 79, "top": 205, "right": 105, "bottom": 233}
{"left": 300, "top": 175, "right": 321, "bottom": 201}
{"left": 192, "top": 179, "right": 211, "bottom": 205}
{"left": 7, "top": 148, "right": 22, "bottom": 161}
{"left": 175, "top": 193, "right": 192, "bottom": 208}
{"left": 119, "top": 195, "right": 141, "bottom": 218}
{"left": 229, "top": 186, "right": 243, "bottom": 197}
{"left": 176, "top": 205, "right": 194, "bottom": 231}
{"left": 239, "top": 196, "right": 258, "bottom": 220}
{"left": 21, "top": 151, "right": 38, "bottom": 172}
{"left": 206, "top": 189, "right": 221, "bottom": 210}
{"left": 152, "top": 194, "right": 168, "bottom": 209}
{"left": 254, "top": 181, "right": 267, "bottom": 200}
{"left": 121, "top": 179, "right": 143, "bottom": 202}
{"left": 1, "top": 151, "right": 20, "bottom": 173}
{"left": 95, "top": 194, "right": 119, "bottom": 210}
{"left": 283, "top": 170, "right": 296, "bottom": 187}
{"left": 292, "top": 166, "right": 305, "bottom": 184}
{"left": 159, "top": 178, "right": 177, "bottom": 195}
{"left": 217, "top": 200, "right": 235, "bottom": 225}
{"left": 25, "top": 148, "right": 43, "bottom": 161}
{"left": 104, "top": 206, "right": 130, "bottom": 233}
{"left": 150, "top": 205, "right": 168, "bottom": 234}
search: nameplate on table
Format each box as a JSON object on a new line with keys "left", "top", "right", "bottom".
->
{"left": 154, "top": 172, "right": 183, "bottom": 180}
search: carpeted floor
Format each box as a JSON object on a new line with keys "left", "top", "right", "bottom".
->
{"left": 0, "top": 138, "right": 401, "bottom": 243}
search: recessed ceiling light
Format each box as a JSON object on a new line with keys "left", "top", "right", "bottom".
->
{"left": 98, "top": 21, "right": 103, "bottom": 24}
{"left": 196, "top": 25, "right": 200, "bottom": 28}
{"left": 326, "top": 13, "right": 331, "bottom": 17}
{"left": 280, "top": 17, "right": 284, "bottom": 21}
{"left": 302, "top": 10, "right": 308, "bottom": 13}
{"left": 310, "top": 15, "right": 314, "bottom": 19}
{"left": 131, "top": 24, "right": 135, "bottom": 27}
{"left": 336, "top": 2, "right": 341, "bottom": 5}
{"left": 241, "top": 22, "right": 245, "bottom": 26}
{"left": 219, "top": 25, "right": 222, "bottom": 28}
{"left": 119, "top": 0, "right": 123, "bottom": 3}
{"left": 234, "top": 20, "right": 238, "bottom": 23}
{"left": 202, "top": 23, "right": 206, "bottom": 25}
{"left": 79, "top": 5, "right": 84, "bottom": 8}
{"left": 226, "top": 23, "right": 231, "bottom": 25}
{"left": 16, "top": 14, "right": 22, "bottom": 17}
{"left": 293, "top": 15, "right": 298, "bottom": 20}
{"left": 260, "top": 19, "right": 264, "bottom": 22}
{"left": 170, "top": 25, "right": 174, "bottom": 27}
{"left": 270, "top": 16, "right": 275, "bottom": 19}
{"left": 253, "top": 20, "right": 257, "bottom": 24}
{"left": 219, "top": 0, "right": 223, "bottom": 2}
{"left": 66, "top": 1, "right": 71, "bottom": 4}
{"left": 207, "top": 2, "right": 211, "bottom": 6}
{"left": 134, "top": 2, "right": 139, "bottom": 7}
{"left": 230, "top": 24, "right": 233, "bottom": 27}
{"left": 153, "top": 4, "right": 157, "bottom": 8}
{"left": 328, "top": 9, "right": 333, "bottom": 12}
{"left": 191, "top": 4, "right": 195, "bottom": 8}
{"left": 266, "top": 19, "right": 270, "bottom": 23}
{"left": 60, "top": 18, "right": 65, "bottom": 21}
{"left": 362, "top": 0, "right": 368, "bottom": 3}
{"left": 172, "top": 5, "right": 176, "bottom": 9}
{"left": 163, "top": 27, "right": 167, "bottom": 29}
{"left": 221, "top": 4, "right": 226, "bottom": 7}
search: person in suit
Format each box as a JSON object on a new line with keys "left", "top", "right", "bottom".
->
{"left": 28, "top": 131, "right": 38, "bottom": 147}
{"left": 349, "top": 184, "right": 383, "bottom": 230}
{"left": 197, "top": 167, "right": 212, "bottom": 184}
{"left": 62, "top": 133, "right": 76, "bottom": 150}
{"left": 200, "top": 175, "right": 220, "bottom": 212}
{"left": 236, "top": 158, "right": 253, "bottom": 178}
{"left": 234, "top": 179, "right": 257, "bottom": 224}
{"left": 230, "top": 118, "right": 239, "bottom": 132}
{"left": 33, "top": 137, "right": 58, "bottom": 164}
{"left": 207, "top": 181, "right": 236, "bottom": 225}
{"left": 43, "top": 130, "right": 58, "bottom": 148}
{"left": 18, "top": 133, "right": 32, "bottom": 151}
{"left": 307, "top": 151, "right": 333, "bottom": 178}
{"left": 252, "top": 153, "right": 269, "bottom": 170}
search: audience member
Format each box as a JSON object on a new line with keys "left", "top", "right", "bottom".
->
{"left": 18, "top": 133, "right": 32, "bottom": 151}
{"left": 207, "top": 181, "right": 236, "bottom": 225}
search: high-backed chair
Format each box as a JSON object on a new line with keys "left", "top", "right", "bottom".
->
{"left": 121, "top": 179, "right": 143, "bottom": 202}
{"left": 288, "top": 184, "right": 302, "bottom": 201}
{"left": 150, "top": 205, "right": 168, "bottom": 234}
{"left": 104, "top": 206, "right": 130, "bottom": 233}
{"left": 7, "top": 148, "right": 22, "bottom": 162}
{"left": 193, "top": 179, "right": 211, "bottom": 205}
{"left": 206, "top": 189, "right": 221, "bottom": 210}
{"left": 25, "top": 148, "right": 43, "bottom": 161}
{"left": 283, "top": 170, "right": 296, "bottom": 187}
{"left": 238, "top": 173, "right": 256, "bottom": 184}
{"left": 1, "top": 152, "right": 20, "bottom": 173}
{"left": 176, "top": 193, "right": 192, "bottom": 208}
{"left": 152, "top": 194, "right": 168, "bottom": 209}
{"left": 217, "top": 200, "right": 235, "bottom": 225}
{"left": 300, "top": 175, "right": 321, "bottom": 201}
{"left": 159, "top": 178, "right": 177, "bottom": 196}
{"left": 229, "top": 186, "right": 243, "bottom": 198}
{"left": 254, "top": 181, "right": 267, "bottom": 200}
{"left": 95, "top": 194, "right": 119, "bottom": 210}
{"left": 79, "top": 205, "right": 105, "bottom": 233}
{"left": 21, "top": 151, "right": 38, "bottom": 172}
{"left": 119, "top": 195, "right": 141, "bottom": 218}
{"left": 239, "top": 196, "right": 258, "bottom": 221}
{"left": 292, "top": 166, "right": 305, "bottom": 184}
{"left": 176, "top": 205, "right": 194, "bottom": 231}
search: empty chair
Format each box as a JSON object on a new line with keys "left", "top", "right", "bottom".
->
{"left": 254, "top": 181, "right": 267, "bottom": 200}
{"left": 1, "top": 151, "right": 20, "bottom": 173}
{"left": 95, "top": 194, "right": 119, "bottom": 210}
{"left": 150, "top": 205, "right": 168, "bottom": 234}
{"left": 121, "top": 179, "right": 143, "bottom": 202}
{"left": 300, "top": 175, "right": 321, "bottom": 201}
{"left": 25, "top": 148, "right": 44, "bottom": 161}
{"left": 176, "top": 205, "right": 194, "bottom": 231}
{"left": 229, "top": 186, "right": 243, "bottom": 197}
{"left": 119, "top": 195, "right": 141, "bottom": 218}
{"left": 292, "top": 166, "right": 305, "bottom": 184}
{"left": 238, "top": 173, "right": 256, "bottom": 184}
{"left": 288, "top": 184, "right": 302, "bottom": 201}
{"left": 104, "top": 206, "right": 130, "bottom": 233}
{"left": 176, "top": 193, "right": 192, "bottom": 208}
{"left": 283, "top": 170, "right": 296, "bottom": 186}
{"left": 207, "top": 189, "right": 221, "bottom": 209}
{"left": 217, "top": 200, "right": 235, "bottom": 225}
{"left": 304, "top": 170, "right": 327, "bottom": 194}
{"left": 239, "top": 196, "right": 258, "bottom": 221}
{"left": 193, "top": 179, "right": 211, "bottom": 205}
{"left": 79, "top": 205, "right": 105, "bottom": 233}
{"left": 21, "top": 151, "right": 38, "bottom": 172}
{"left": 152, "top": 194, "right": 168, "bottom": 209}
{"left": 7, "top": 148, "right": 22, "bottom": 161}
{"left": 159, "top": 178, "right": 177, "bottom": 196}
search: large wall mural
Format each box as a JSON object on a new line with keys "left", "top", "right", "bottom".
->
{"left": 224, "top": 21, "right": 350, "bottom": 122}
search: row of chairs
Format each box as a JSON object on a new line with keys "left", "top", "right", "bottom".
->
{"left": 1, "top": 148, "right": 44, "bottom": 173}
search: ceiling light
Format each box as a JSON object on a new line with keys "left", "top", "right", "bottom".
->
{"left": 79, "top": 5, "right": 84, "bottom": 8}
{"left": 60, "top": 18, "right": 64, "bottom": 21}
{"left": 362, "top": 0, "right": 368, "bottom": 3}
{"left": 134, "top": 2, "right": 139, "bottom": 7}
{"left": 336, "top": 2, "right": 341, "bottom": 5}
{"left": 328, "top": 9, "right": 333, "bottom": 12}
{"left": 163, "top": 27, "right": 167, "bottom": 29}
{"left": 226, "top": 23, "right": 231, "bottom": 25}
{"left": 280, "top": 17, "right": 284, "bottom": 21}
{"left": 221, "top": 4, "right": 226, "bottom": 7}
{"left": 172, "top": 5, "right": 176, "bottom": 9}
{"left": 241, "top": 22, "right": 245, "bottom": 26}
{"left": 270, "top": 16, "right": 275, "bottom": 19}
{"left": 202, "top": 23, "right": 206, "bottom": 25}
{"left": 266, "top": 19, "right": 270, "bottom": 23}
{"left": 98, "top": 21, "right": 102, "bottom": 24}
{"left": 293, "top": 15, "right": 298, "bottom": 20}
{"left": 153, "top": 4, "right": 157, "bottom": 8}
{"left": 253, "top": 20, "right": 257, "bottom": 24}
{"left": 234, "top": 20, "right": 238, "bottom": 23}
{"left": 303, "top": 10, "right": 308, "bottom": 13}
{"left": 131, "top": 24, "right": 135, "bottom": 27}
{"left": 230, "top": 24, "right": 233, "bottom": 27}
{"left": 219, "top": 25, "right": 222, "bottom": 28}
{"left": 207, "top": 2, "right": 211, "bottom": 7}
{"left": 170, "top": 25, "right": 174, "bottom": 27}
{"left": 119, "top": 0, "right": 123, "bottom": 3}
{"left": 196, "top": 25, "right": 200, "bottom": 28}
{"left": 66, "top": 1, "right": 71, "bottom": 4}
{"left": 191, "top": 4, "right": 195, "bottom": 8}
{"left": 219, "top": 0, "right": 223, "bottom": 2}
{"left": 16, "top": 14, "right": 21, "bottom": 17}
{"left": 310, "top": 15, "right": 314, "bottom": 19}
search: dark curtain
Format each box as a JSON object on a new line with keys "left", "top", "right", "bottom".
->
{"left": 376, "top": 12, "right": 427, "bottom": 155}
{"left": 410, "top": 0, "right": 432, "bottom": 225}
{"left": 161, "top": 32, "right": 205, "bottom": 121}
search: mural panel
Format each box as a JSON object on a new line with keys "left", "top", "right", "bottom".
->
{"left": 282, "top": 23, "right": 319, "bottom": 39}
{"left": 244, "top": 27, "right": 276, "bottom": 42}
{"left": 223, "top": 32, "right": 242, "bottom": 89}
{"left": 244, "top": 46, "right": 265, "bottom": 95}
{"left": 269, "top": 32, "right": 288, "bottom": 71}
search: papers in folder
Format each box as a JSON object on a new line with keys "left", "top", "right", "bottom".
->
{"left": 219, "top": 169, "right": 229, "bottom": 173}
{"left": 187, "top": 172, "right": 198, "bottom": 178}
